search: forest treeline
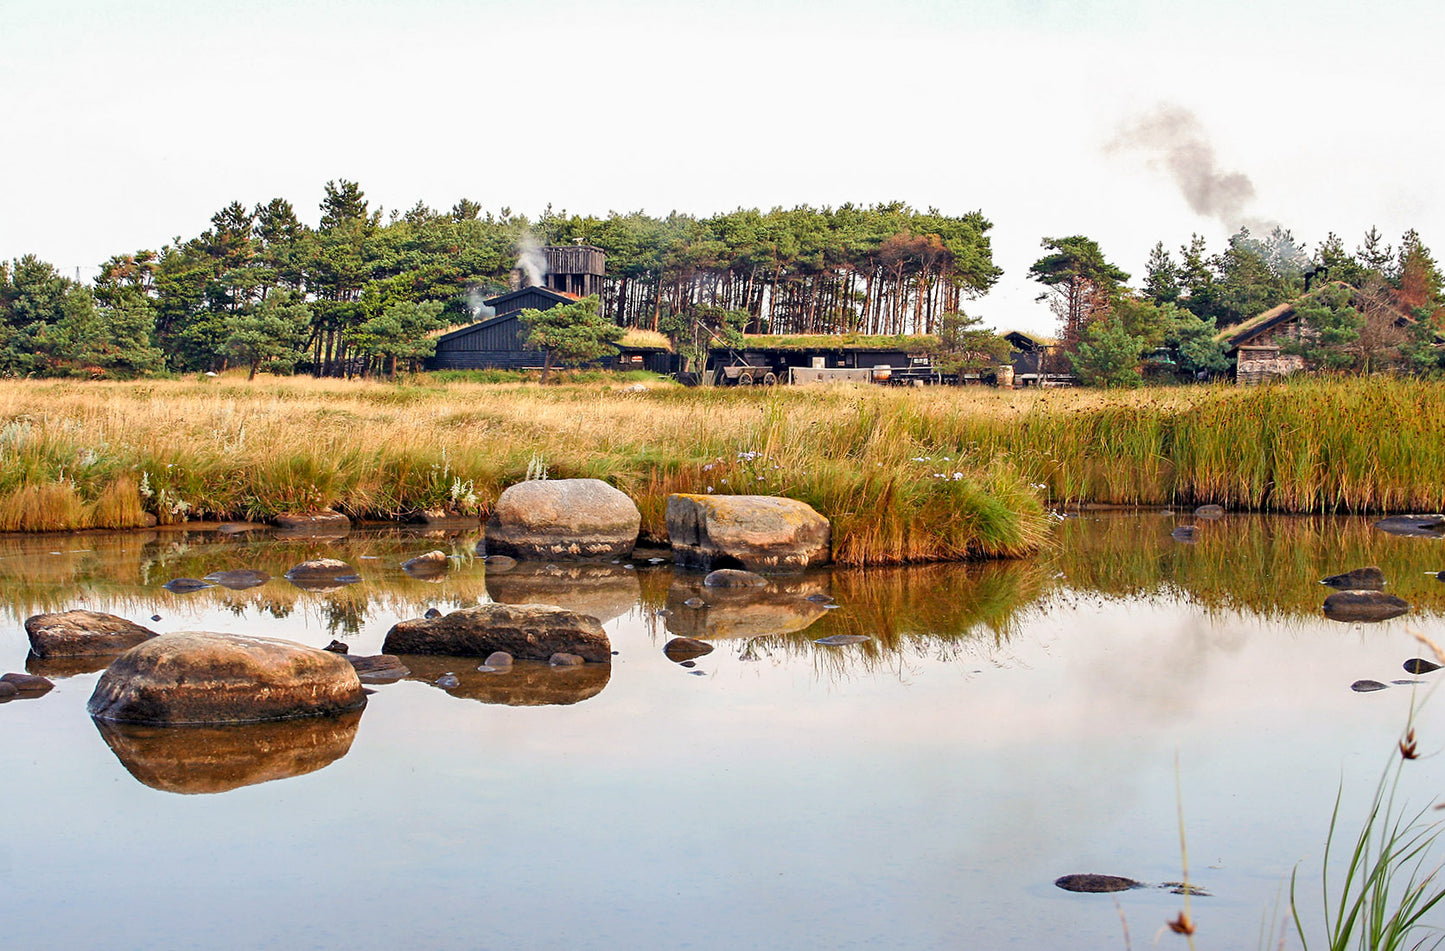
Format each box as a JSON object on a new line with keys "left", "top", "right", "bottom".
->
{"left": 0, "top": 178, "right": 1441, "bottom": 381}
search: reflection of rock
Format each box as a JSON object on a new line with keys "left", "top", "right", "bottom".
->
{"left": 704, "top": 569, "right": 768, "bottom": 588}
{"left": 26, "top": 653, "right": 117, "bottom": 679}
{"left": 383, "top": 604, "right": 611, "bottom": 662}
{"left": 88, "top": 632, "right": 368, "bottom": 724}
{"left": 346, "top": 654, "right": 409, "bottom": 683}
{"left": 163, "top": 578, "right": 212, "bottom": 593}
{"left": 666, "top": 494, "right": 830, "bottom": 571}
{"left": 1323, "top": 591, "right": 1409, "bottom": 623}
{"left": 486, "top": 562, "right": 641, "bottom": 623}
{"left": 484, "top": 479, "right": 640, "bottom": 560}
{"left": 400, "top": 655, "right": 610, "bottom": 706}
{"left": 1321, "top": 566, "right": 1386, "bottom": 590}
{"left": 94, "top": 710, "right": 362, "bottom": 794}
{"left": 26, "top": 610, "right": 157, "bottom": 658}
{"left": 664, "top": 580, "right": 828, "bottom": 639}
{"left": 204, "top": 569, "right": 270, "bottom": 590}
{"left": 1193, "top": 504, "right": 1225, "bottom": 519}
{"left": 1374, "top": 515, "right": 1445, "bottom": 538}
{"left": 2, "top": 672, "right": 54, "bottom": 695}
{"left": 1170, "top": 525, "right": 1198, "bottom": 543}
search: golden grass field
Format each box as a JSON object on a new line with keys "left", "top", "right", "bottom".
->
{"left": 0, "top": 373, "right": 1439, "bottom": 564}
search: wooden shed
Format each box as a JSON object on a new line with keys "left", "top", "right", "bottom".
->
{"left": 426, "top": 287, "right": 575, "bottom": 371}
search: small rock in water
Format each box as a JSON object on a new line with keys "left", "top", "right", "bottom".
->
{"left": 423, "top": 608, "right": 443, "bottom": 619}
{"left": 703, "top": 568, "right": 769, "bottom": 588}
{"left": 323, "top": 640, "right": 349, "bottom": 654}
{"left": 1323, "top": 591, "right": 1409, "bottom": 623}
{"left": 151, "top": 615, "right": 162, "bottom": 622}
{"left": 1375, "top": 515, "right": 1445, "bottom": 538}
{"left": 481, "top": 554, "right": 518, "bottom": 573}
{"left": 689, "top": 669, "right": 707, "bottom": 676}
{"left": 163, "top": 578, "right": 212, "bottom": 593}
{"left": 475, "top": 665, "right": 496, "bottom": 673}
{"left": 1321, "top": 566, "right": 1386, "bottom": 590}
{"left": 1392, "top": 679, "right": 1424, "bottom": 686}
{"left": 1351, "top": 680, "right": 1389, "bottom": 692}
{"left": 435, "top": 672, "right": 460, "bottom": 689}
{"left": 1404, "top": 658, "right": 1442, "bottom": 674}
{"left": 1, "top": 672, "right": 54, "bottom": 695}
{"left": 1437, "top": 570, "right": 1445, "bottom": 582}
{"left": 1162, "top": 882, "right": 1212, "bottom": 897}
{"left": 664, "top": 637, "right": 714, "bottom": 662}
{"left": 1170, "top": 525, "right": 1198, "bottom": 543}
{"left": 485, "top": 651, "right": 514, "bottom": 668}
{"left": 656, "top": 608, "right": 672, "bottom": 617}
{"left": 203, "top": 569, "right": 270, "bottom": 590}
{"left": 346, "top": 655, "right": 409, "bottom": 683}
{"left": 402, "top": 550, "right": 449, "bottom": 576}
{"left": 1193, "top": 504, "right": 1225, "bottom": 519}
{"left": 550, "top": 652, "right": 585, "bottom": 667}
{"left": 804, "top": 594, "right": 833, "bottom": 603}
{"left": 1054, "top": 874, "right": 1141, "bottom": 894}
{"left": 814, "top": 634, "right": 871, "bottom": 646}
{"left": 679, "top": 660, "right": 697, "bottom": 668}
{"left": 683, "top": 597, "right": 707, "bottom": 609}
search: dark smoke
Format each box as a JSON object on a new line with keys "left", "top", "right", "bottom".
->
{"left": 1108, "top": 104, "right": 1256, "bottom": 228}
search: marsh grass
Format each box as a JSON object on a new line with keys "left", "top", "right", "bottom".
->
{"left": 0, "top": 376, "right": 1439, "bottom": 562}
{"left": 1291, "top": 702, "right": 1445, "bottom": 951}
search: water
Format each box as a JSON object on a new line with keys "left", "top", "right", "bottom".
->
{"left": 2, "top": 514, "right": 1444, "bottom": 949}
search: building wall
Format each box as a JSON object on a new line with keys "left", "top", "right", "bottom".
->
{"left": 1235, "top": 349, "right": 1304, "bottom": 385}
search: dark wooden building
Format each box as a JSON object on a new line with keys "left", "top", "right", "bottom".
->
{"left": 543, "top": 245, "right": 605, "bottom": 298}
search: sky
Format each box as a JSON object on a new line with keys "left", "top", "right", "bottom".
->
{"left": 2, "top": 0, "right": 1442, "bottom": 335}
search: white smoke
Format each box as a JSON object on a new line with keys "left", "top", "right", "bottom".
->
{"left": 1107, "top": 104, "right": 1261, "bottom": 230}
{"left": 466, "top": 288, "right": 495, "bottom": 320}
{"left": 515, "top": 231, "right": 547, "bottom": 288}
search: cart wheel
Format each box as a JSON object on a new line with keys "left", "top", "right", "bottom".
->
{"left": 737, "top": 371, "right": 754, "bottom": 385}
{"left": 762, "top": 372, "right": 778, "bottom": 385}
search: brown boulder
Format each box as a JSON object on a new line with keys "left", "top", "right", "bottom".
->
{"left": 284, "top": 559, "right": 360, "bottom": 591}
{"left": 345, "top": 654, "right": 410, "bottom": 683}
{"left": 87, "top": 632, "right": 367, "bottom": 725}
{"left": 25, "top": 610, "right": 158, "bottom": 658}
{"left": 704, "top": 569, "right": 770, "bottom": 588}
{"left": 666, "top": 494, "right": 830, "bottom": 571}
{"left": 402, "top": 550, "right": 450, "bottom": 577}
{"left": 1, "top": 672, "right": 54, "bottom": 695}
{"left": 273, "top": 510, "right": 351, "bottom": 534}
{"left": 484, "top": 478, "right": 640, "bottom": 560}
{"left": 1321, "top": 566, "right": 1386, "bottom": 590}
{"left": 664, "top": 637, "right": 715, "bottom": 662}
{"left": 382, "top": 604, "right": 611, "bottom": 663}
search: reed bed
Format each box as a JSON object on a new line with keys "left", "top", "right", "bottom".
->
{"left": 0, "top": 375, "right": 1439, "bottom": 564}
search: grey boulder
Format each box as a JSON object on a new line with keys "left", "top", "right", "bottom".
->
{"left": 484, "top": 478, "right": 640, "bottom": 560}
{"left": 666, "top": 493, "right": 830, "bottom": 572}
{"left": 25, "top": 610, "right": 158, "bottom": 659}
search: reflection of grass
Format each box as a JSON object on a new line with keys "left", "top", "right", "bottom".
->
{"left": 1047, "top": 513, "right": 1445, "bottom": 621}
{"left": 1292, "top": 704, "right": 1445, "bottom": 951}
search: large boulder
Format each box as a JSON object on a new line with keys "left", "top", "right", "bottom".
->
{"left": 666, "top": 494, "right": 830, "bottom": 571}
{"left": 87, "top": 632, "right": 368, "bottom": 725}
{"left": 25, "top": 610, "right": 157, "bottom": 659}
{"left": 383, "top": 604, "right": 611, "bottom": 663}
{"left": 484, "top": 478, "right": 640, "bottom": 561}
{"left": 1323, "top": 591, "right": 1410, "bottom": 623}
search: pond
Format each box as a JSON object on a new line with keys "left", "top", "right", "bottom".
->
{"left": 2, "top": 512, "right": 1444, "bottom": 950}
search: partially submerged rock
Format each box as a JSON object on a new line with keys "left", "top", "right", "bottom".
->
{"left": 703, "top": 568, "right": 769, "bottom": 588}
{"left": 284, "top": 559, "right": 360, "bottom": 591}
{"left": 402, "top": 550, "right": 449, "bottom": 578}
{"left": 272, "top": 510, "right": 351, "bottom": 535}
{"left": 667, "top": 494, "right": 830, "bottom": 571}
{"left": 664, "top": 637, "right": 714, "bottom": 662}
{"left": 382, "top": 604, "right": 611, "bottom": 663}
{"left": 484, "top": 478, "right": 640, "bottom": 561}
{"left": 87, "top": 632, "right": 367, "bottom": 725}
{"left": 163, "top": 578, "right": 212, "bottom": 593}
{"left": 1404, "top": 658, "right": 1442, "bottom": 674}
{"left": 1, "top": 672, "right": 53, "bottom": 695}
{"left": 1323, "top": 591, "right": 1409, "bottom": 623}
{"left": 1321, "top": 566, "right": 1386, "bottom": 590}
{"left": 203, "top": 569, "right": 270, "bottom": 590}
{"left": 1374, "top": 514, "right": 1445, "bottom": 538}
{"left": 93, "top": 709, "right": 362, "bottom": 794}
{"left": 549, "top": 652, "right": 585, "bottom": 667}
{"left": 1054, "top": 874, "right": 1141, "bottom": 894}
{"left": 25, "top": 610, "right": 158, "bottom": 659}
{"left": 345, "top": 654, "right": 410, "bottom": 683}
{"left": 1351, "top": 679, "right": 1389, "bottom": 692}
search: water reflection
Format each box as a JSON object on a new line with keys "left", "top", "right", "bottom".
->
{"left": 486, "top": 563, "right": 641, "bottom": 623}
{"left": 399, "top": 655, "right": 611, "bottom": 706}
{"left": 93, "top": 709, "right": 363, "bottom": 794}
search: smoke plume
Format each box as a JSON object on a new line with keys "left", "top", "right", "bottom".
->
{"left": 466, "top": 288, "right": 495, "bottom": 321}
{"left": 514, "top": 231, "right": 547, "bottom": 288}
{"left": 1108, "top": 104, "right": 1257, "bottom": 229}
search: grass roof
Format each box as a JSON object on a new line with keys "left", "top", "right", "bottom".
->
{"left": 739, "top": 333, "right": 941, "bottom": 352}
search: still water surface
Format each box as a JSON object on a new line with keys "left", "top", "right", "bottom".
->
{"left": 2, "top": 513, "right": 1444, "bottom": 949}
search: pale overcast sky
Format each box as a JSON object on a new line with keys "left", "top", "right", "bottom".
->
{"left": 3, "top": 0, "right": 1441, "bottom": 334}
